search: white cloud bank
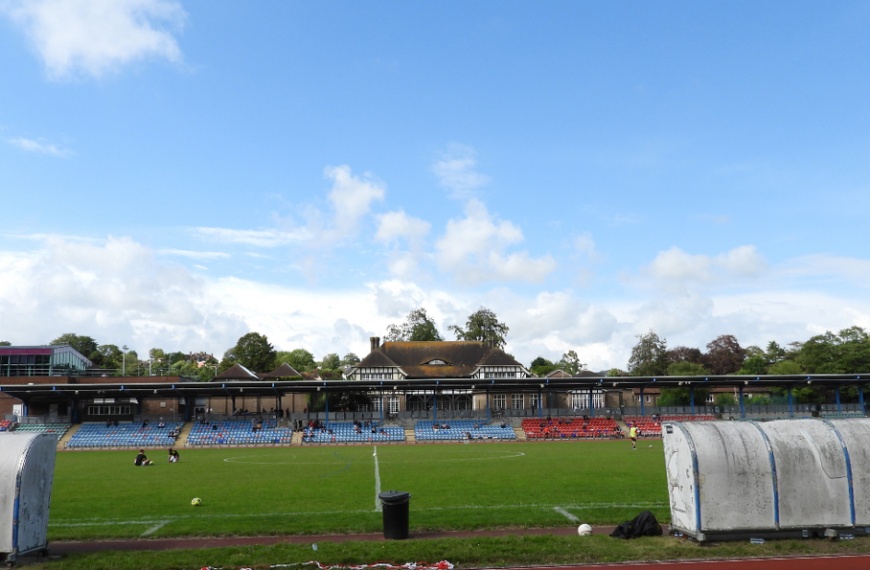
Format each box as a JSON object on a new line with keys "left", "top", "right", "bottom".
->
{"left": 3, "top": 234, "right": 870, "bottom": 372}
{"left": 1, "top": 0, "right": 186, "bottom": 79}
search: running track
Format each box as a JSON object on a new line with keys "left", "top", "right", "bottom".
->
{"left": 46, "top": 529, "right": 870, "bottom": 570}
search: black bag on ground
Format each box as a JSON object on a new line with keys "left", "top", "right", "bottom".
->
{"left": 609, "top": 510, "right": 663, "bottom": 539}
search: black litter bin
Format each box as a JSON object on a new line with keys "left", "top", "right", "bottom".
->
{"left": 378, "top": 490, "right": 410, "bottom": 539}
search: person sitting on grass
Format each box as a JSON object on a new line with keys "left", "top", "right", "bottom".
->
{"left": 168, "top": 448, "right": 180, "bottom": 463}
{"left": 134, "top": 449, "right": 153, "bottom": 466}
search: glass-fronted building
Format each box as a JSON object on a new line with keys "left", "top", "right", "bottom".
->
{"left": 0, "top": 345, "right": 92, "bottom": 377}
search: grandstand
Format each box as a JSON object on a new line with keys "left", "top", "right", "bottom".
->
{"left": 521, "top": 417, "right": 620, "bottom": 439}
{"left": 65, "top": 421, "right": 184, "bottom": 449}
{"left": 301, "top": 421, "right": 405, "bottom": 444}
{"left": 11, "top": 422, "right": 71, "bottom": 441}
{"left": 414, "top": 420, "right": 516, "bottom": 442}
{"left": 187, "top": 419, "right": 295, "bottom": 447}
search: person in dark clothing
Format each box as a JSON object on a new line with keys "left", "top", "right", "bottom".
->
{"left": 134, "top": 449, "right": 153, "bottom": 466}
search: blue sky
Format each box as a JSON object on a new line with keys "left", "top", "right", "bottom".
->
{"left": 1, "top": 0, "right": 869, "bottom": 371}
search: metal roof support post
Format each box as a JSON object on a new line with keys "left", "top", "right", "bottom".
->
{"left": 859, "top": 385, "right": 865, "bottom": 413}
{"left": 836, "top": 386, "right": 841, "bottom": 413}
{"left": 485, "top": 390, "right": 491, "bottom": 423}
{"left": 324, "top": 387, "right": 329, "bottom": 423}
{"left": 738, "top": 385, "right": 745, "bottom": 419}
{"left": 689, "top": 385, "right": 695, "bottom": 415}
{"left": 787, "top": 387, "right": 794, "bottom": 418}
{"left": 588, "top": 389, "right": 595, "bottom": 418}
{"left": 538, "top": 386, "right": 543, "bottom": 418}
{"left": 639, "top": 387, "right": 645, "bottom": 417}
{"left": 183, "top": 395, "right": 195, "bottom": 422}
{"left": 379, "top": 390, "right": 384, "bottom": 423}
{"left": 432, "top": 388, "right": 437, "bottom": 423}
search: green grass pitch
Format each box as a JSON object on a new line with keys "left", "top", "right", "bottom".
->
{"left": 48, "top": 440, "right": 669, "bottom": 541}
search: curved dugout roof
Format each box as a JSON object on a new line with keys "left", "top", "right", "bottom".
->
{"left": 2, "top": 374, "right": 869, "bottom": 407}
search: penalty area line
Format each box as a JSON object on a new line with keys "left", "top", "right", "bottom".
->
{"left": 554, "top": 506, "right": 579, "bottom": 523}
{"left": 141, "top": 521, "right": 171, "bottom": 537}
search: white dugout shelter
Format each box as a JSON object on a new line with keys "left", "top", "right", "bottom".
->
{"left": 663, "top": 418, "right": 870, "bottom": 542}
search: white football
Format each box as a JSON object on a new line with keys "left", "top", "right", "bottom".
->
{"left": 577, "top": 523, "right": 593, "bottom": 536}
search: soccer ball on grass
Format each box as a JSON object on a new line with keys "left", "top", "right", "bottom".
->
{"left": 577, "top": 523, "right": 593, "bottom": 536}
{"left": 191, "top": 497, "right": 203, "bottom": 506}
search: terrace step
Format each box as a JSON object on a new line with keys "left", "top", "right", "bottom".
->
{"left": 57, "top": 424, "right": 80, "bottom": 450}
{"left": 405, "top": 428, "right": 416, "bottom": 444}
{"left": 513, "top": 426, "right": 526, "bottom": 441}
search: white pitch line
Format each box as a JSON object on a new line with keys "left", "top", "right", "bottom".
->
{"left": 141, "top": 520, "right": 170, "bottom": 536}
{"left": 373, "top": 445, "right": 382, "bottom": 511}
{"left": 554, "top": 506, "right": 579, "bottom": 523}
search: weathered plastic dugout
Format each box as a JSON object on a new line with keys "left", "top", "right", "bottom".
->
{"left": 663, "top": 418, "right": 870, "bottom": 542}
{"left": 0, "top": 433, "right": 57, "bottom": 564}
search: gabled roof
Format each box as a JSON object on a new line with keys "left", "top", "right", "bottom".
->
{"left": 355, "top": 341, "right": 527, "bottom": 379}
{"left": 261, "top": 362, "right": 302, "bottom": 379}
{"left": 212, "top": 363, "right": 260, "bottom": 381}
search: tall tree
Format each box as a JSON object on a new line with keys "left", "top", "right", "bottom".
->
{"left": 222, "top": 332, "right": 276, "bottom": 373}
{"left": 340, "top": 353, "right": 360, "bottom": 367}
{"left": 50, "top": 333, "right": 100, "bottom": 364}
{"left": 320, "top": 353, "right": 341, "bottom": 371}
{"left": 529, "top": 356, "right": 556, "bottom": 377}
{"left": 667, "top": 346, "right": 703, "bottom": 366}
{"left": 385, "top": 308, "right": 443, "bottom": 342}
{"left": 275, "top": 348, "right": 316, "bottom": 372}
{"left": 558, "top": 350, "right": 586, "bottom": 376}
{"left": 703, "top": 334, "right": 746, "bottom": 375}
{"left": 627, "top": 331, "right": 668, "bottom": 376}
{"left": 450, "top": 307, "right": 509, "bottom": 349}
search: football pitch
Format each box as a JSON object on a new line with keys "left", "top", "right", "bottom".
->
{"left": 48, "top": 440, "right": 669, "bottom": 541}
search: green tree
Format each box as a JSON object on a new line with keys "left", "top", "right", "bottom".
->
{"left": 221, "top": 332, "right": 277, "bottom": 373}
{"left": 657, "top": 387, "right": 709, "bottom": 406}
{"left": 51, "top": 333, "right": 100, "bottom": 364}
{"left": 627, "top": 331, "right": 668, "bottom": 377}
{"left": 320, "top": 353, "right": 341, "bottom": 371}
{"left": 714, "top": 393, "right": 737, "bottom": 406}
{"left": 737, "top": 353, "right": 767, "bottom": 375}
{"left": 450, "top": 307, "right": 509, "bottom": 349}
{"left": 96, "top": 344, "right": 124, "bottom": 373}
{"left": 340, "top": 353, "right": 360, "bottom": 367}
{"left": 666, "top": 361, "right": 709, "bottom": 376}
{"left": 529, "top": 356, "right": 556, "bottom": 376}
{"left": 558, "top": 350, "right": 586, "bottom": 376}
{"left": 767, "top": 360, "right": 803, "bottom": 375}
{"left": 276, "top": 348, "right": 316, "bottom": 372}
{"left": 385, "top": 308, "right": 443, "bottom": 342}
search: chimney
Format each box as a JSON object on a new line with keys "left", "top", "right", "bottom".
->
{"left": 370, "top": 336, "right": 381, "bottom": 352}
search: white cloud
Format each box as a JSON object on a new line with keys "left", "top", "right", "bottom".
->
{"left": 1, "top": 0, "right": 186, "bottom": 80}
{"left": 432, "top": 143, "right": 491, "bottom": 199}
{"left": 191, "top": 227, "right": 311, "bottom": 248}
{"left": 716, "top": 245, "right": 766, "bottom": 276}
{"left": 641, "top": 245, "right": 767, "bottom": 293}
{"left": 6, "top": 136, "right": 71, "bottom": 156}
{"left": 435, "top": 199, "right": 556, "bottom": 284}
{"left": 374, "top": 210, "right": 430, "bottom": 245}
{"left": 323, "top": 164, "right": 386, "bottom": 242}
{"left": 4, "top": 232, "right": 870, "bottom": 376}
{"left": 573, "top": 233, "right": 597, "bottom": 259}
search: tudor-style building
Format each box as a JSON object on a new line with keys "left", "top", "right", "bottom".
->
{"left": 346, "top": 337, "right": 532, "bottom": 415}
